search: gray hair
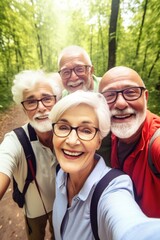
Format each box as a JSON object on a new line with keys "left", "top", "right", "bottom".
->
{"left": 49, "top": 90, "right": 110, "bottom": 139}
{"left": 11, "top": 70, "right": 62, "bottom": 104}
{"left": 58, "top": 45, "right": 92, "bottom": 67}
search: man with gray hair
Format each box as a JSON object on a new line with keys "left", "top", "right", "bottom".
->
{"left": 58, "top": 45, "right": 100, "bottom": 96}
{"left": 58, "top": 45, "right": 111, "bottom": 164}
{"left": 0, "top": 70, "right": 62, "bottom": 239}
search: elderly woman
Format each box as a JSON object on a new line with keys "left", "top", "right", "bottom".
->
{"left": 49, "top": 90, "right": 160, "bottom": 240}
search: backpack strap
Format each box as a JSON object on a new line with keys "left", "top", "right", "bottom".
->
{"left": 90, "top": 168, "right": 125, "bottom": 240}
{"left": 148, "top": 128, "right": 160, "bottom": 178}
{"left": 13, "top": 124, "right": 37, "bottom": 195}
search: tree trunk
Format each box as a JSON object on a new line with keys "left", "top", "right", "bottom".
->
{"left": 135, "top": 0, "right": 149, "bottom": 60}
{"left": 108, "top": 0, "right": 120, "bottom": 70}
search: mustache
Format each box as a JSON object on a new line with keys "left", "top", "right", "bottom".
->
{"left": 111, "top": 108, "right": 136, "bottom": 116}
{"left": 33, "top": 113, "right": 50, "bottom": 120}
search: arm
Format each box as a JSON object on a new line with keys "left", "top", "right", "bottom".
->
{"left": 0, "top": 172, "right": 10, "bottom": 200}
{"left": 151, "top": 137, "right": 160, "bottom": 171}
{"left": 98, "top": 175, "right": 151, "bottom": 240}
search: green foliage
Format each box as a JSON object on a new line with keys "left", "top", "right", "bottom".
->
{"left": 0, "top": 80, "right": 13, "bottom": 112}
{"left": 0, "top": 0, "right": 159, "bottom": 114}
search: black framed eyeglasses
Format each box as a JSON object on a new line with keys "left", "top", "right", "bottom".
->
{"left": 21, "top": 95, "right": 56, "bottom": 111}
{"left": 101, "top": 87, "right": 146, "bottom": 104}
{"left": 58, "top": 65, "right": 91, "bottom": 79}
{"left": 52, "top": 123, "right": 99, "bottom": 141}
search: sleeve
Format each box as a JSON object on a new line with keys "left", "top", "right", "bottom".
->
{"left": 0, "top": 131, "right": 23, "bottom": 178}
{"left": 150, "top": 137, "right": 160, "bottom": 172}
{"left": 97, "top": 174, "right": 152, "bottom": 240}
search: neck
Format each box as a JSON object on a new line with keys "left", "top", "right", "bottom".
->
{"left": 36, "top": 130, "right": 53, "bottom": 151}
{"left": 67, "top": 158, "right": 97, "bottom": 206}
{"left": 120, "top": 124, "right": 143, "bottom": 144}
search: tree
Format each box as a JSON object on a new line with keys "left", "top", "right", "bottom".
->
{"left": 108, "top": 0, "right": 120, "bottom": 69}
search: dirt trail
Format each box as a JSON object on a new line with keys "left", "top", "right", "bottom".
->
{"left": 0, "top": 105, "right": 50, "bottom": 240}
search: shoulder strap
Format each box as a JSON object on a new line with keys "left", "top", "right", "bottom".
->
{"left": 90, "top": 168, "right": 125, "bottom": 240}
{"left": 13, "top": 124, "right": 37, "bottom": 195}
{"left": 148, "top": 128, "right": 160, "bottom": 178}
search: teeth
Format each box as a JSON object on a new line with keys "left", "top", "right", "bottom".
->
{"left": 115, "top": 114, "right": 131, "bottom": 119}
{"left": 68, "top": 81, "right": 83, "bottom": 87}
{"left": 38, "top": 115, "right": 48, "bottom": 119}
{"left": 64, "top": 150, "right": 82, "bottom": 156}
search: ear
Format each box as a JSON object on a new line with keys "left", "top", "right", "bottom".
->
{"left": 91, "top": 66, "right": 94, "bottom": 74}
{"left": 95, "top": 138, "right": 102, "bottom": 150}
{"left": 145, "top": 89, "right": 149, "bottom": 101}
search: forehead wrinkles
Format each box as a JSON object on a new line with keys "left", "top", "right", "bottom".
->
{"left": 59, "top": 53, "right": 90, "bottom": 68}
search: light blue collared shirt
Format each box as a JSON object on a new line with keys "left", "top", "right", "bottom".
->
{"left": 53, "top": 154, "right": 160, "bottom": 240}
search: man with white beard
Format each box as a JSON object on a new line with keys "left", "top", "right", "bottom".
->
{"left": 0, "top": 70, "right": 62, "bottom": 240}
{"left": 99, "top": 66, "right": 160, "bottom": 218}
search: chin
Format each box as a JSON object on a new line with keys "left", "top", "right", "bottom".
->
{"left": 111, "top": 123, "right": 138, "bottom": 139}
{"left": 30, "top": 120, "right": 52, "bottom": 132}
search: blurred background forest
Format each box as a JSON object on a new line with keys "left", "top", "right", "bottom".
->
{"left": 0, "top": 0, "right": 160, "bottom": 114}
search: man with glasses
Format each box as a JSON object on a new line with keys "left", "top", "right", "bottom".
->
{"left": 0, "top": 70, "right": 62, "bottom": 239}
{"left": 58, "top": 45, "right": 100, "bottom": 96}
{"left": 58, "top": 45, "right": 111, "bottom": 164}
{"left": 99, "top": 66, "right": 160, "bottom": 218}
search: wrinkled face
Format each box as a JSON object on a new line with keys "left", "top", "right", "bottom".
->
{"left": 23, "top": 82, "right": 56, "bottom": 132}
{"left": 99, "top": 67, "right": 148, "bottom": 139}
{"left": 59, "top": 52, "right": 94, "bottom": 93}
{"left": 53, "top": 104, "right": 101, "bottom": 174}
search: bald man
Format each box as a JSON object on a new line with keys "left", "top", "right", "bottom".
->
{"left": 99, "top": 66, "right": 160, "bottom": 218}
{"left": 58, "top": 45, "right": 100, "bottom": 96}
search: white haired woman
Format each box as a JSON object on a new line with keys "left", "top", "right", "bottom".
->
{"left": 49, "top": 90, "right": 160, "bottom": 240}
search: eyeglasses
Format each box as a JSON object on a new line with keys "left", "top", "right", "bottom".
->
{"left": 21, "top": 95, "right": 56, "bottom": 111}
{"left": 101, "top": 87, "right": 146, "bottom": 104}
{"left": 58, "top": 65, "right": 91, "bottom": 79}
{"left": 52, "top": 123, "right": 99, "bottom": 141}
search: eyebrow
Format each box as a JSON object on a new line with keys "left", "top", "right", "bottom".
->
{"left": 25, "top": 93, "right": 53, "bottom": 100}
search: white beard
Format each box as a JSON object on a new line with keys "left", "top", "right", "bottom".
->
{"left": 111, "top": 104, "right": 147, "bottom": 139}
{"left": 29, "top": 113, "right": 52, "bottom": 133}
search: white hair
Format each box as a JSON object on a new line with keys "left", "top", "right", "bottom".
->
{"left": 11, "top": 70, "right": 62, "bottom": 104}
{"left": 58, "top": 45, "right": 92, "bottom": 67}
{"left": 49, "top": 90, "right": 111, "bottom": 139}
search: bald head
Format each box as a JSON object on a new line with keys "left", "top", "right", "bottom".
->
{"left": 99, "top": 66, "right": 145, "bottom": 92}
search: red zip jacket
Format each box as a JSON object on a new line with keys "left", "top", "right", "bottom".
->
{"left": 111, "top": 110, "right": 160, "bottom": 217}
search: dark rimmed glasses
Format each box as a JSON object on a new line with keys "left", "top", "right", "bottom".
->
{"left": 21, "top": 95, "right": 56, "bottom": 111}
{"left": 58, "top": 65, "right": 91, "bottom": 80}
{"left": 52, "top": 123, "right": 99, "bottom": 141}
{"left": 101, "top": 87, "right": 146, "bottom": 104}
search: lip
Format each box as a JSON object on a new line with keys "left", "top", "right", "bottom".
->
{"left": 112, "top": 113, "right": 135, "bottom": 122}
{"left": 68, "top": 81, "right": 83, "bottom": 88}
{"left": 35, "top": 115, "right": 49, "bottom": 121}
{"left": 62, "top": 149, "right": 84, "bottom": 158}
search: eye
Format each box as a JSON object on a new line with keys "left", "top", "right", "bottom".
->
{"left": 62, "top": 69, "right": 70, "bottom": 76}
{"left": 79, "top": 126, "right": 93, "bottom": 135}
{"left": 75, "top": 66, "right": 85, "bottom": 73}
{"left": 43, "top": 96, "right": 53, "bottom": 102}
{"left": 57, "top": 124, "right": 70, "bottom": 131}
{"left": 27, "top": 99, "right": 37, "bottom": 105}
{"left": 124, "top": 88, "right": 137, "bottom": 96}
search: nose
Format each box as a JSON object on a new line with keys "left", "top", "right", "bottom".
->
{"left": 70, "top": 69, "right": 78, "bottom": 80}
{"left": 113, "top": 93, "right": 128, "bottom": 110}
{"left": 66, "top": 129, "right": 80, "bottom": 145}
{"left": 37, "top": 100, "right": 47, "bottom": 112}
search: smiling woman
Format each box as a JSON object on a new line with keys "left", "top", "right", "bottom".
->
{"left": 49, "top": 90, "right": 160, "bottom": 240}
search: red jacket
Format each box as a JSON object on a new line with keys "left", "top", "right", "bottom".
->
{"left": 111, "top": 110, "right": 160, "bottom": 217}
